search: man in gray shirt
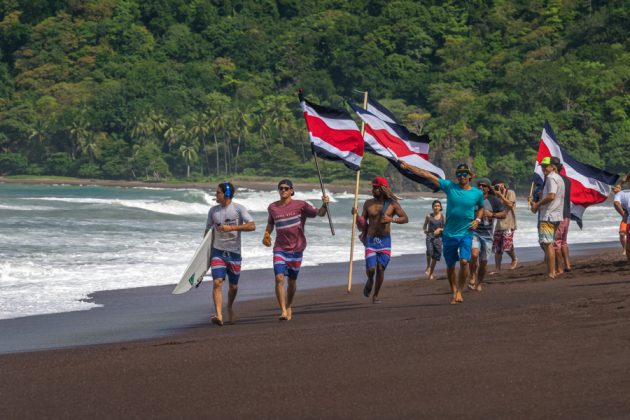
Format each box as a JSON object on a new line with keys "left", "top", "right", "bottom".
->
{"left": 531, "top": 157, "right": 565, "bottom": 279}
{"left": 205, "top": 182, "right": 256, "bottom": 326}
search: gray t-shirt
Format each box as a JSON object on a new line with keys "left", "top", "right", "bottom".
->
{"left": 206, "top": 202, "right": 253, "bottom": 254}
{"left": 539, "top": 172, "right": 565, "bottom": 222}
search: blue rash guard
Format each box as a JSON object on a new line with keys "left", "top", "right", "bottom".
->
{"left": 438, "top": 178, "right": 484, "bottom": 238}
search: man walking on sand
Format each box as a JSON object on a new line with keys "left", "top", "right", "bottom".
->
{"left": 613, "top": 173, "right": 630, "bottom": 264}
{"left": 400, "top": 161, "right": 484, "bottom": 304}
{"left": 468, "top": 177, "right": 506, "bottom": 291}
{"left": 206, "top": 182, "right": 256, "bottom": 326}
{"left": 491, "top": 179, "right": 519, "bottom": 272}
{"left": 352, "top": 177, "right": 408, "bottom": 304}
{"left": 263, "top": 179, "right": 329, "bottom": 320}
{"left": 554, "top": 162, "right": 573, "bottom": 274}
{"left": 530, "top": 156, "right": 565, "bottom": 279}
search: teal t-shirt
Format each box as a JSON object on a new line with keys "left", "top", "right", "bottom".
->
{"left": 438, "top": 178, "right": 485, "bottom": 238}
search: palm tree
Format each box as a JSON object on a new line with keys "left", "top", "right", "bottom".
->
{"left": 230, "top": 107, "right": 251, "bottom": 173}
{"left": 208, "top": 108, "right": 227, "bottom": 176}
{"left": 69, "top": 120, "right": 89, "bottom": 160}
{"left": 189, "top": 112, "right": 210, "bottom": 175}
{"left": 179, "top": 141, "right": 199, "bottom": 179}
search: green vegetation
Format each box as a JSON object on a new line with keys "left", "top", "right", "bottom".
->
{"left": 1, "top": 0, "right": 628, "bottom": 191}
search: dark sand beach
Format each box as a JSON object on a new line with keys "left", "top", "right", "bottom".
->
{"left": 1, "top": 244, "right": 629, "bottom": 419}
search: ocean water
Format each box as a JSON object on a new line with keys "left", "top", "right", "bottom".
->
{"left": 0, "top": 183, "right": 622, "bottom": 319}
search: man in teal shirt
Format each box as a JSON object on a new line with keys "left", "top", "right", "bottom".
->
{"left": 400, "top": 162, "right": 484, "bottom": 304}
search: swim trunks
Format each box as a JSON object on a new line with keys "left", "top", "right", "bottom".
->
{"left": 426, "top": 236, "right": 442, "bottom": 261}
{"left": 538, "top": 221, "right": 559, "bottom": 244}
{"left": 442, "top": 234, "right": 473, "bottom": 268}
{"left": 210, "top": 248, "right": 242, "bottom": 285}
{"left": 553, "top": 218, "right": 570, "bottom": 249}
{"left": 273, "top": 251, "right": 303, "bottom": 279}
{"left": 365, "top": 235, "right": 392, "bottom": 270}
{"left": 492, "top": 229, "right": 514, "bottom": 254}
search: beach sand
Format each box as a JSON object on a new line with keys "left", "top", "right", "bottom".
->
{"left": 1, "top": 250, "right": 629, "bottom": 419}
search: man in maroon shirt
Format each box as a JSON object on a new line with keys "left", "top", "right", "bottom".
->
{"left": 263, "top": 179, "right": 329, "bottom": 321}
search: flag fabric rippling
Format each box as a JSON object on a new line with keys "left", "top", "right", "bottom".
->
{"left": 534, "top": 121, "right": 619, "bottom": 227}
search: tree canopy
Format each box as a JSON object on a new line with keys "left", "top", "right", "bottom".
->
{"left": 1, "top": 0, "right": 628, "bottom": 190}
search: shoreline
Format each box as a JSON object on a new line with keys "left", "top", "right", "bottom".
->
{"left": 1, "top": 247, "right": 629, "bottom": 418}
{"left": 0, "top": 241, "right": 621, "bottom": 355}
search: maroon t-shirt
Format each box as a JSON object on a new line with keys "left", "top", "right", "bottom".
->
{"left": 267, "top": 200, "right": 318, "bottom": 252}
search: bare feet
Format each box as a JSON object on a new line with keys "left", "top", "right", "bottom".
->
{"left": 425, "top": 268, "right": 430, "bottom": 276}
{"left": 475, "top": 283, "right": 483, "bottom": 291}
{"left": 211, "top": 316, "right": 223, "bottom": 326}
{"left": 510, "top": 258, "right": 519, "bottom": 270}
{"left": 467, "top": 281, "right": 477, "bottom": 291}
{"left": 455, "top": 291, "right": 464, "bottom": 303}
{"left": 279, "top": 310, "right": 288, "bottom": 321}
{"left": 450, "top": 298, "right": 458, "bottom": 305}
{"left": 429, "top": 274, "right": 435, "bottom": 280}
{"left": 372, "top": 297, "right": 382, "bottom": 304}
{"left": 227, "top": 306, "right": 235, "bottom": 325}
{"left": 286, "top": 307, "right": 292, "bottom": 321}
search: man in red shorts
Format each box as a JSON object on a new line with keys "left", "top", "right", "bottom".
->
{"left": 554, "top": 159, "right": 572, "bottom": 274}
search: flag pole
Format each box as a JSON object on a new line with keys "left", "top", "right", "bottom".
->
{"left": 527, "top": 181, "right": 534, "bottom": 209}
{"left": 347, "top": 91, "right": 368, "bottom": 293}
{"left": 311, "top": 144, "right": 335, "bottom": 235}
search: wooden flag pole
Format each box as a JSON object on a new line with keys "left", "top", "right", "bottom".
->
{"left": 311, "top": 144, "right": 335, "bottom": 235}
{"left": 347, "top": 91, "right": 369, "bottom": 293}
{"left": 527, "top": 181, "right": 535, "bottom": 210}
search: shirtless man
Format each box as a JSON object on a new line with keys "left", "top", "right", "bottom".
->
{"left": 400, "top": 161, "right": 484, "bottom": 304}
{"left": 353, "top": 177, "right": 408, "bottom": 304}
{"left": 613, "top": 174, "right": 630, "bottom": 264}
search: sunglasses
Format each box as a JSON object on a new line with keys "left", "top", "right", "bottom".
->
{"left": 478, "top": 183, "right": 489, "bottom": 188}
{"left": 278, "top": 186, "right": 291, "bottom": 191}
{"left": 456, "top": 171, "right": 470, "bottom": 177}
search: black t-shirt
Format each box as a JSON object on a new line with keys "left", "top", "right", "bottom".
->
{"left": 560, "top": 175, "right": 572, "bottom": 219}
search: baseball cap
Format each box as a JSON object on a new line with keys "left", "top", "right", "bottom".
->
{"left": 476, "top": 177, "right": 492, "bottom": 186}
{"left": 371, "top": 177, "right": 389, "bottom": 188}
{"left": 278, "top": 179, "right": 293, "bottom": 189}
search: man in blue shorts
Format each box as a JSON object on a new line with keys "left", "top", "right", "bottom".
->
{"left": 205, "top": 182, "right": 256, "bottom": 326}
{"left": 352, "top": 177, "right": 408, "bottom": 304}
{"left": 401, "top": 162, "right": 484, "bottom": 304}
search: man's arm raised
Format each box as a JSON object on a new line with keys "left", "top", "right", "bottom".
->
{"left": 399, "top": 161, "right": 440, "bottom": 189}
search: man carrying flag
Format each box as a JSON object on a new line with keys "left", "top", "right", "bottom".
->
{"left": 534, "top": 121, "right": 619, "bottom": 226}
{"left": 401, "top": 161, "right": 484, "bottom": 305}
{"left": 531, "top": 157, "right": 565, "bottom": 280}
{"left": 613, "top": 173, "right": 630, "bottom": 264}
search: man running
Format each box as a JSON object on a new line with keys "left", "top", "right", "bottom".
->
{"left": 530, "top": 156, "right": 565, "bottom": 279}
{"left": 263, "top": 179, "right": 329, "bottom": 320}
{"left": 469, "top": 177, "right": 506, "bottom": 291}
{"left": 401, "top": 161, "right": 484, "bottom": 304}
{"left": 352, "top": 177, "right": 408, "bottom": 303}
{"left": 205, "top": 182, "right": 256, "bottom": 326}
{"left": 554, "top": 162, "right": 573, "bottom": 274}
{"left": 491, "top": 179, "right": 518, "bottom": 272}
{"left": 613, "top": 173, "right": 630, "bottom": 264}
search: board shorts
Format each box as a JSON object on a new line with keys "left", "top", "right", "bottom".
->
{"left": 492, "top": 229, "right": 514, "bottom": 254}
{"left": 210, "top": 248, "right": 242, "bottom": 285}
{"left": 472, "top": 233, "right": 492, "bottom": 262}
{"left": 554, "top": 218, "right": 570, "bottom": 249}
{"left": 442, "top": 234, "right": 473, "bottom": 268}
{"left": 273, "top": 251, "right": 303, "bottom": 280}
{"left": 365, "top": 235, "right": 392, "bottom": 270}
{"left": 426, "top": 235, "right": 442, "bottom": 261}
{"left": 620, "top": 221, "right": 628, "bottom": 234}
{"left": 538, "top": 221, "right": 560, "bottom": 244}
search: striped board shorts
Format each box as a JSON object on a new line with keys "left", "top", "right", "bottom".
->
{"left": 538, "top": 221, "right": 559, "bottom": 244}
{"left": 365, "top": 235, "right": 392, "bottom": 270}
{"left": 273, "top": 251, "right": 303, "bottom": 279}
{"left": 210, "top": 248, "right": 242, "bottom": 285}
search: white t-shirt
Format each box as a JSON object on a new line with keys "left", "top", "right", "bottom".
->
{"left": 614, "top": 190, "right": 630, "bottom": 223}
{"left": 206, "top": 203, "right": 253, "bottom": 253}
{"left": 539, "top": 172, "right": 565, "bottom": 222}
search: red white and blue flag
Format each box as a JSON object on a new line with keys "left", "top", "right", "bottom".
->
{"left": 533, "top": 121, "right": 619, "bottom": 227}
{"left": 366, "top": 97, "right": 431, "bottom": 158}
{"left": 300, "top": 92, "right": 363, "bottom": 171}
{"left": 350, "top": 102, "right": 444, "bottom": 191}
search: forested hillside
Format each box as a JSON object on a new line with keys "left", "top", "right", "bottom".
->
{"left": 0, "top": 0, "right": 628, "bottom": 190}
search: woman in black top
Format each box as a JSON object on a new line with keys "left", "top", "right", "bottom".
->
{"left": 423, "top": 200, "right": 445, "bottom": 280}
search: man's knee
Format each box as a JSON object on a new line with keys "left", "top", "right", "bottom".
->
{"left": 213, "top": 279, "right": 224, "bottom": 289}
{"left": 459, "top": 259, "right": 469, "bottom": 266}
{"left": 228, "top": 283, "right": 238, "bottom": 292}
{"left": 366, "top": 267, "right": 375, "bottom": 277}
{"left": 275, "top": 274, "right": 285, "bottom": 284}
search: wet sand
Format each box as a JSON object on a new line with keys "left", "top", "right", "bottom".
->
{"left": 1, "top": 248, "right": 629, "bottom": 419}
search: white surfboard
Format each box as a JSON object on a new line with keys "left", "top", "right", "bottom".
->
{"left": 172, "top": 232, "right": 213, "bottom": 294}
